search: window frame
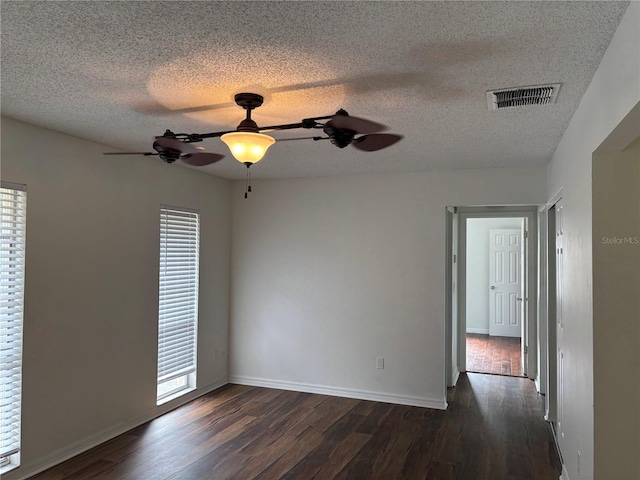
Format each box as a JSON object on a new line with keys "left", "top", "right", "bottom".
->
{"left": 156, "top": 205, "right": 200, "bottom": 405}
{"left": 0, "top": 182, "right": 26, "bottom": 474}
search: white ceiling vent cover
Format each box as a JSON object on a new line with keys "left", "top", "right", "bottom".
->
{"left": 487, "top": 84, "right": 560, "bottom": 110}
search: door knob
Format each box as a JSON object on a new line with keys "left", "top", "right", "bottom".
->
{"left": 490, "top": 286, "right": 495, "bottom": 290}
{"left": 517, "top": 297, "right": 523, "bottom": 301}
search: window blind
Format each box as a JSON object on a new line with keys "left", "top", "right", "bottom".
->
{"left": 0, "top": 183, "right": 26, "bottom": 465}
{"left": 157, "top": 207, "right": 199, "bottom": 390}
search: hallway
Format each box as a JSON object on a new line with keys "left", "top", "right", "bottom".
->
{"left": 466, "top": 333, "right": 524, "bottom": 377}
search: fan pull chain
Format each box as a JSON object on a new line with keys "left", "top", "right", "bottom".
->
{"left": 244, "top": 164, "right": 252, "bottom": 199}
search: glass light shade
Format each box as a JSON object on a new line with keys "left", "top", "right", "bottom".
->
{"left": 220, "top": 132, "right": 275, "bottom": 164}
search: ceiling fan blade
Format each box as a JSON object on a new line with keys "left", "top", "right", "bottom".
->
{"left": 328, "top": 115, "right": 387, "bottom": 134}
{"left": 133, "top": 100, "right": 237, "bottom": 116}
{"left": 274, "top": 136, "right": 325, "bottom": 142}
{"left": 103, "top": 152, "right": 156, "bottom": 155}
{"left": 352, "top": 134, "right": 404, "bottom": 152}
{"left": 180, "top": 152, "right": 225, "bottom": 166}
{"left": 154, "top": 136, "right": 204, "bottom": 154}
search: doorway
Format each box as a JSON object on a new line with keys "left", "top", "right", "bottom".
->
{"left": 445, "top": 206, "right": 539, "bottom": 387}
{"left": 465, "top": 218, "right": 526, "bottom": 377}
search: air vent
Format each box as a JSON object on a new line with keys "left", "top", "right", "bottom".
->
{"left": 487, "top": 84, "right": 560, "bottom": 110}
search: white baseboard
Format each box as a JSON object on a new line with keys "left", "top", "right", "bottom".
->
{"left": 11, "top": 378, "right": 228, "bottom": 480}
{"left": 548, "top": 421, "right": 566, "bottom": 480}
{"left": 449, "top": 367, "right": 460, "bottom": 388}
{"left": 466, "top": 327, "right": 489, "bottom": 335}
{"left": 229, "top": 375, "right": 447, "bottom": 410}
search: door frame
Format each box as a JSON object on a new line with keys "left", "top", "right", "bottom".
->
{"left": 544, "top": 190, "right": 562, "bottom": 421}
{"left": 450, "top": 206, "right": 539, "bottom": 380}
{"left": 444, "top": 207, "right": 459, "bottom": 387}
{"left": 537, "top": 204, "right": 548, "bottom": 396}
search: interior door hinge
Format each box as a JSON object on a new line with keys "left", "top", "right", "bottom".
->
{"left": 524, "top": 346, "right": 528, "bottom": 354}
{"left": 524, "top": 230, "right": 528, "bottom": 239}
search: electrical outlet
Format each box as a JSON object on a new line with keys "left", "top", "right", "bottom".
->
{"left": 376, "top": 357, "right": 384, "bottom": 369}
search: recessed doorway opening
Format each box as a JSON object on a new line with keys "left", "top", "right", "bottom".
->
{"left": 465, "top": 217, "right": 526, "bottom": 377}
{"left": 445, "top": 206, "right": 540, "bottom": 389}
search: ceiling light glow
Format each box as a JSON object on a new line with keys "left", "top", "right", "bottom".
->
{"left": 221, "top": 131, "right": 275, "bottom": 165}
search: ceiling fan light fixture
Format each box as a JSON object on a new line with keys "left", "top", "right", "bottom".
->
{"left": 220, "top": 131, "right": 275, "bottom": 165}
{"left": 107, "top": 93, "right": 402, "bottom": 181}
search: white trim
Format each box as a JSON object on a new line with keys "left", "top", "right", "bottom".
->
{"left": 10, "top": 378, "right": 228, "bottom": 480}
{"left": 466, "top": 327, "right": 489, "bottom": 335}
{"left": 456, "top": 207, "right": 539, "bottom": 381}
{"left": 549, "top": 421, "right": 564, "bottom": 477}
{"left": 545, "top": 204, "right": 559, "bottom": 426}
{"left": 157, "top": 207, "right": 200, "bottom": 404}
{"left": 156, "top": 380, "right": 195, "bottom": 405}
{"left": 444, "top": 208, "right": 454, "bottom": 395}
{"left": 0, "top": 185, "right": 26, "bottom": 475}
{"left": 547, "top": 188, "right": 563, "bottom": 209}
{"left": 229, "top": 375, "right": 448, "bottom": 410}
{"left": 450, "top": 368, "right": 460, "bottom": 387}
{"left": 536, "top": 207, "right": 548, "bottom": 396}
{"left": 535, "top": 376, "right": 541, "bottom": 393}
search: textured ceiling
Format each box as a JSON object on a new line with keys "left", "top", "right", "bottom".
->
{"left": 1, "top": 1, "right": 629, "bottom": 180}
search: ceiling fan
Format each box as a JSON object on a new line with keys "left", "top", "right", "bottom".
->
{"left": 105, "top": 93, "right": 403, "bottom": 195}
{"left": 103, "top": 135, "right": 225, "bottom": 166}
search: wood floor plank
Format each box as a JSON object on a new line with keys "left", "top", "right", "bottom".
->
{"left": 313, "top": 431, "right": 370, "bottom": 479}
{"left": 251, "top": 430, "right": 326, "bottom": 479}
{"left": 167, "top": 413, "right": 259, "bottom": 480}
{"left": 424, "top": 461, "right": 456, "bottom": 480}
{"left": 60, "top": 459, "right": 118, "bottom": 480}
{"left": 29, "top": 434, "right": 139, "bottom": 480}
{"left": 163, "top": 392, "right": 311, "bottom": 480}
{"left": 467, "top": 333, "right": 524, "bottom": 377}
{"left": 281, "top": 412, "right": 371, "bottom": 479}
{"left": 229, "top": 396, "right": 350, "bottom": 478}
{"left": 368, "top": 432, "right": 413, "bottom": 479}
{"left": 30, "top": 373, "right": 562, "bottom": 480}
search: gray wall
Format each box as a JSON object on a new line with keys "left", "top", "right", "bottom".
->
{"left": 546, "top": 3, "right": 640, "bottom": 478}
{"left": 593, "top": 135, "right": 640, "bottom": 479}
{"left": 229, "top": 168, "right": 546, "bottom": 409}
{"left": 1, "top": 117, "right": 232, "bottom": 480}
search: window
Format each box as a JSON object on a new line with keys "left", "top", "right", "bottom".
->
{"left": 157, "top": 206, "right": 199, "bottom": 404}
{"left": 0, "top": 183, "right": 26, "bottom": 473}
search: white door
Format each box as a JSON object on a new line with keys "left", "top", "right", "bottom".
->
{"left": 489, "top": 229, "right": 523, "bottom": 337}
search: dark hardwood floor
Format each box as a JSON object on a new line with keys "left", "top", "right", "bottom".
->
{"left": 30, "top": 374, "right": 561, "bottom": 479}
{"left": 466, "top": 334, "right": 524, "bottom": 377}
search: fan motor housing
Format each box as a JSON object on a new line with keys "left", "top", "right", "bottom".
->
{"left": 323, "top": 124, "right": 355, "bottom": 148}
{"left": 234, "top": 93, "right": 264, "bottom": 110}
{"left": 153, "top": 145, "right": 181, "bottom": 163}
{"left": 159, "top": 154, "right": 179, "bottom": 163}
